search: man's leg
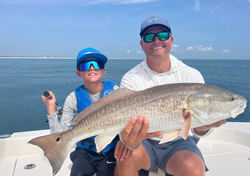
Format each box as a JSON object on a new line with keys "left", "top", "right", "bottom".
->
{"left": 166, "top": 150, "right": 205, "bottom": 176}
{"left": 114, "top": 145, "right": 151, "bottom": 176}
{"left": 154, "top": 136, "right": 206, "bottom": 176}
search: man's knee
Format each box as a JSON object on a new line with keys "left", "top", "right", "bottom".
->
{"left": 115, "top": 158, "right": 141, "bottom": 172}
{"left": 169, "top": 160, "right": 205, "bottom": 176}
{"left": 115, "top": 161, "right": 149, "bottom": 176}
{"left": 115, "top": 150, "right": 150, "bottom": 176}
{"left": 115, "top": 145, "right": 151, "bottom": 176}
{"left": 166, "top": 150, "right": 205, "bottom": 176}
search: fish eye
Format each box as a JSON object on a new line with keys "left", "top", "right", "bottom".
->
{"left": 230, "top": 97, "right": 235, "bottom": 101}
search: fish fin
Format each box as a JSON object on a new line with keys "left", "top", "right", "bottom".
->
{"left": 180, "top": 110, "right": 192, "bottom": 140}
{"left": 159, "top": 130, "right": 181, "bottom": 144}
{"left": 94, "top": 134, "right": 118, "bottom": 153}
{"left": 73, "top": 88, "right": 137, "bottom": 125}
{"left": 28, "top": 131, "right": 71, "bottom": 175}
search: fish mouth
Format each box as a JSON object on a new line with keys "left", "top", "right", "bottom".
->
{"left": 229, "top": 103, "right": 247, "bottom": 118}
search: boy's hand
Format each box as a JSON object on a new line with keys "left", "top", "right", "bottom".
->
{"left": 120, "top": 115, "right": 163, "bottom": 148}
{"left": 41, "top": 91, "right": 56, "bottom": 115}
{"left": 114, "top": 141, "right": 131, "bottom": 161}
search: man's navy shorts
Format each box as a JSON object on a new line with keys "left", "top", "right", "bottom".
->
{"left": 142, "top": 136, "right": 208, "bottom": 176}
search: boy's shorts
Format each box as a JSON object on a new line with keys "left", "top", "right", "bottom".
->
{"left": 70, "top": 147, "right": 149, "bottom": 176}
{"left": 70, "top": 147, "right": 116, "bottom": 176}
{"left": 142, "top": 136, "right": 208, "bottom": 176}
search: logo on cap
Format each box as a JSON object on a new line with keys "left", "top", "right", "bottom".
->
{"left": 148, "top": 17, "right": 160, "bottom": 24}
{"left": 84, "top": 50, "right": 96, "bottom": 55}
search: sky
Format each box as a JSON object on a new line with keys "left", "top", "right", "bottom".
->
{"left": 0, "top": 0, "right": 250, "bottom": 59}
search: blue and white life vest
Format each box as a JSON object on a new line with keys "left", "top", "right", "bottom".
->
{"left": 75, "top": 81, "right": 119, "bottom": 155}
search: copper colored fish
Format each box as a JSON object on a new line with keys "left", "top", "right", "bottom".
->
{"left": 29, "top": 83, "right": 247, "bottom": 175}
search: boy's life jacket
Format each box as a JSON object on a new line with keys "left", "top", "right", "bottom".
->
{"left": 75, "top": 81, "right": 119, "bottom": 155}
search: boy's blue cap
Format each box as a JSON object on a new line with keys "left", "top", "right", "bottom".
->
{"left": 140, "top": 15, "right": 171, "bottom": 37}
{"left": 76, "top": 47, "right": 108, "bottom": 70}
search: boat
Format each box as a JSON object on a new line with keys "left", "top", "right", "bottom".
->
{"left": 1, "top": 122, "right": 250, "bottom": 176}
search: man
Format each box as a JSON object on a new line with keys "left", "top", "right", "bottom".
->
{"left": 114, "top": 15, "right": 226, "bottom": 176}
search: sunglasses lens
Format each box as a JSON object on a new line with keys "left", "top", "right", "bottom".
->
{"left": 144, "top": 34, "right": 155, "bottom": 43}
{"left": 158, "top": 32, "right": 169, "bottom": 41}
{"left": 143, "top": 32, "right": 170, "bottom": 43}
{"left": 79, "top": 60, "right": 104, "bottom": 71}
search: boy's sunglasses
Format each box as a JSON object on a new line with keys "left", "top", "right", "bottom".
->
{"left": 142, "top": 32, "right": 171, "bottom": 43}
{"left": 78, "top": 60, "right": 104, "bottom": 71}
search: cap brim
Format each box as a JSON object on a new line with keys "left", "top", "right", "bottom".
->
{"left": 77, "top": 53, "right": 107, "bottom": 67}
{"left": 140, "top": 24, "right": 171, "bottom": 37}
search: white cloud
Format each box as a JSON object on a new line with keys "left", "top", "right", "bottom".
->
{"left": 211, "top": 5, "right": 220, "bottom": 13}
{"left": 222, "top": 49, "right": 230, "bottom": 53}
{"left": 193, "top": 0, "right": 200, "bottom": 12}
{"left": 171, "top": 48, "right": 178, "bottom": 52}
{"left": 127, "top": 50, "right": 131, "bottom": 53}
{"left": 186, "top": 46, "right": 193, "bottom": 50}
{"left": 201, "top": 47, "right": 212, "bottom": 51}
{"left": 135, "top": 50, "right": 142, "bottom": 53}
{"left": 171, "top": 45, "right": 179, "bottom": 52}
{"left": 186, "top": 45, "right": 213, "bottom": 51}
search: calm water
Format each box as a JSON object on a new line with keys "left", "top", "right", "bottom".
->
{"left": 0, "top": 58, "right": 249, "bottom": 135}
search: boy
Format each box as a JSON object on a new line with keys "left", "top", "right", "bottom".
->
{"left": 42, "top": 47, "right": 129, "bottom": 176}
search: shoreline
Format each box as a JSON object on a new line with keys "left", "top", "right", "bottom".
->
{"left": 1, "top": 57, "right": 249, "bottom": 60}
{"left": 0, "top": 56, "right": 144, "bottom": 60}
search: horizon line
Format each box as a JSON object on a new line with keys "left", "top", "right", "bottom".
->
{"left": 0, "top": 56, "right": 250, "bottom": 60}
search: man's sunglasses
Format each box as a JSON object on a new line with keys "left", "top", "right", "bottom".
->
{"left": 142, "top": 32, "right": 171, "bottom": 43}
{"left": 78, "top": 60, "right": 104, "bottom": 71}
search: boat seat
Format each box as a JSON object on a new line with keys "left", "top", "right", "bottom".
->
{"left": 204, "top": 152, "right": 250, "bottom": 176}
{"left": 12, "top": 150, "right": 73, "bottom": 176}
{"left": 0, "top": 156, "right": 17, "bottom": 176}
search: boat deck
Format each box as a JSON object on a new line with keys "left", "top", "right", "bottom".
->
{"left": 1, "top": 122, "right": 250, "bottom": 176}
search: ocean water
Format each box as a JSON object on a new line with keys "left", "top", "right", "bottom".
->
{"left": 0, "top": 58, "right": 249, "bottom": 135}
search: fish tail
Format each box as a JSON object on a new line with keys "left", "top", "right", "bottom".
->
{"left": 28, "top": 131, "right": 71, "bottom": 175}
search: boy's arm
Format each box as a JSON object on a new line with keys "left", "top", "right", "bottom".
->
{"left": 44, "top": 92, "right": 77, "bottom": 134}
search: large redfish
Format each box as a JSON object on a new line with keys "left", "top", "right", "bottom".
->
{"left": 29, "top": 83, "right": 247, "bottom": 175}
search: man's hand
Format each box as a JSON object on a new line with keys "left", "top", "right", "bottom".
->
{"left": 120, "top": 114, "right": 163, "bottom": 148}
{"left": 114, "top": 140, "right": 131, "bottom": 161}
{"left": 194, "top": 119, "right": 227, "bottom": 136}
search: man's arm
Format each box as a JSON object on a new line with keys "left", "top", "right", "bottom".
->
{"left": 192, "top": 119, "right": 227, "bottom": 137}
